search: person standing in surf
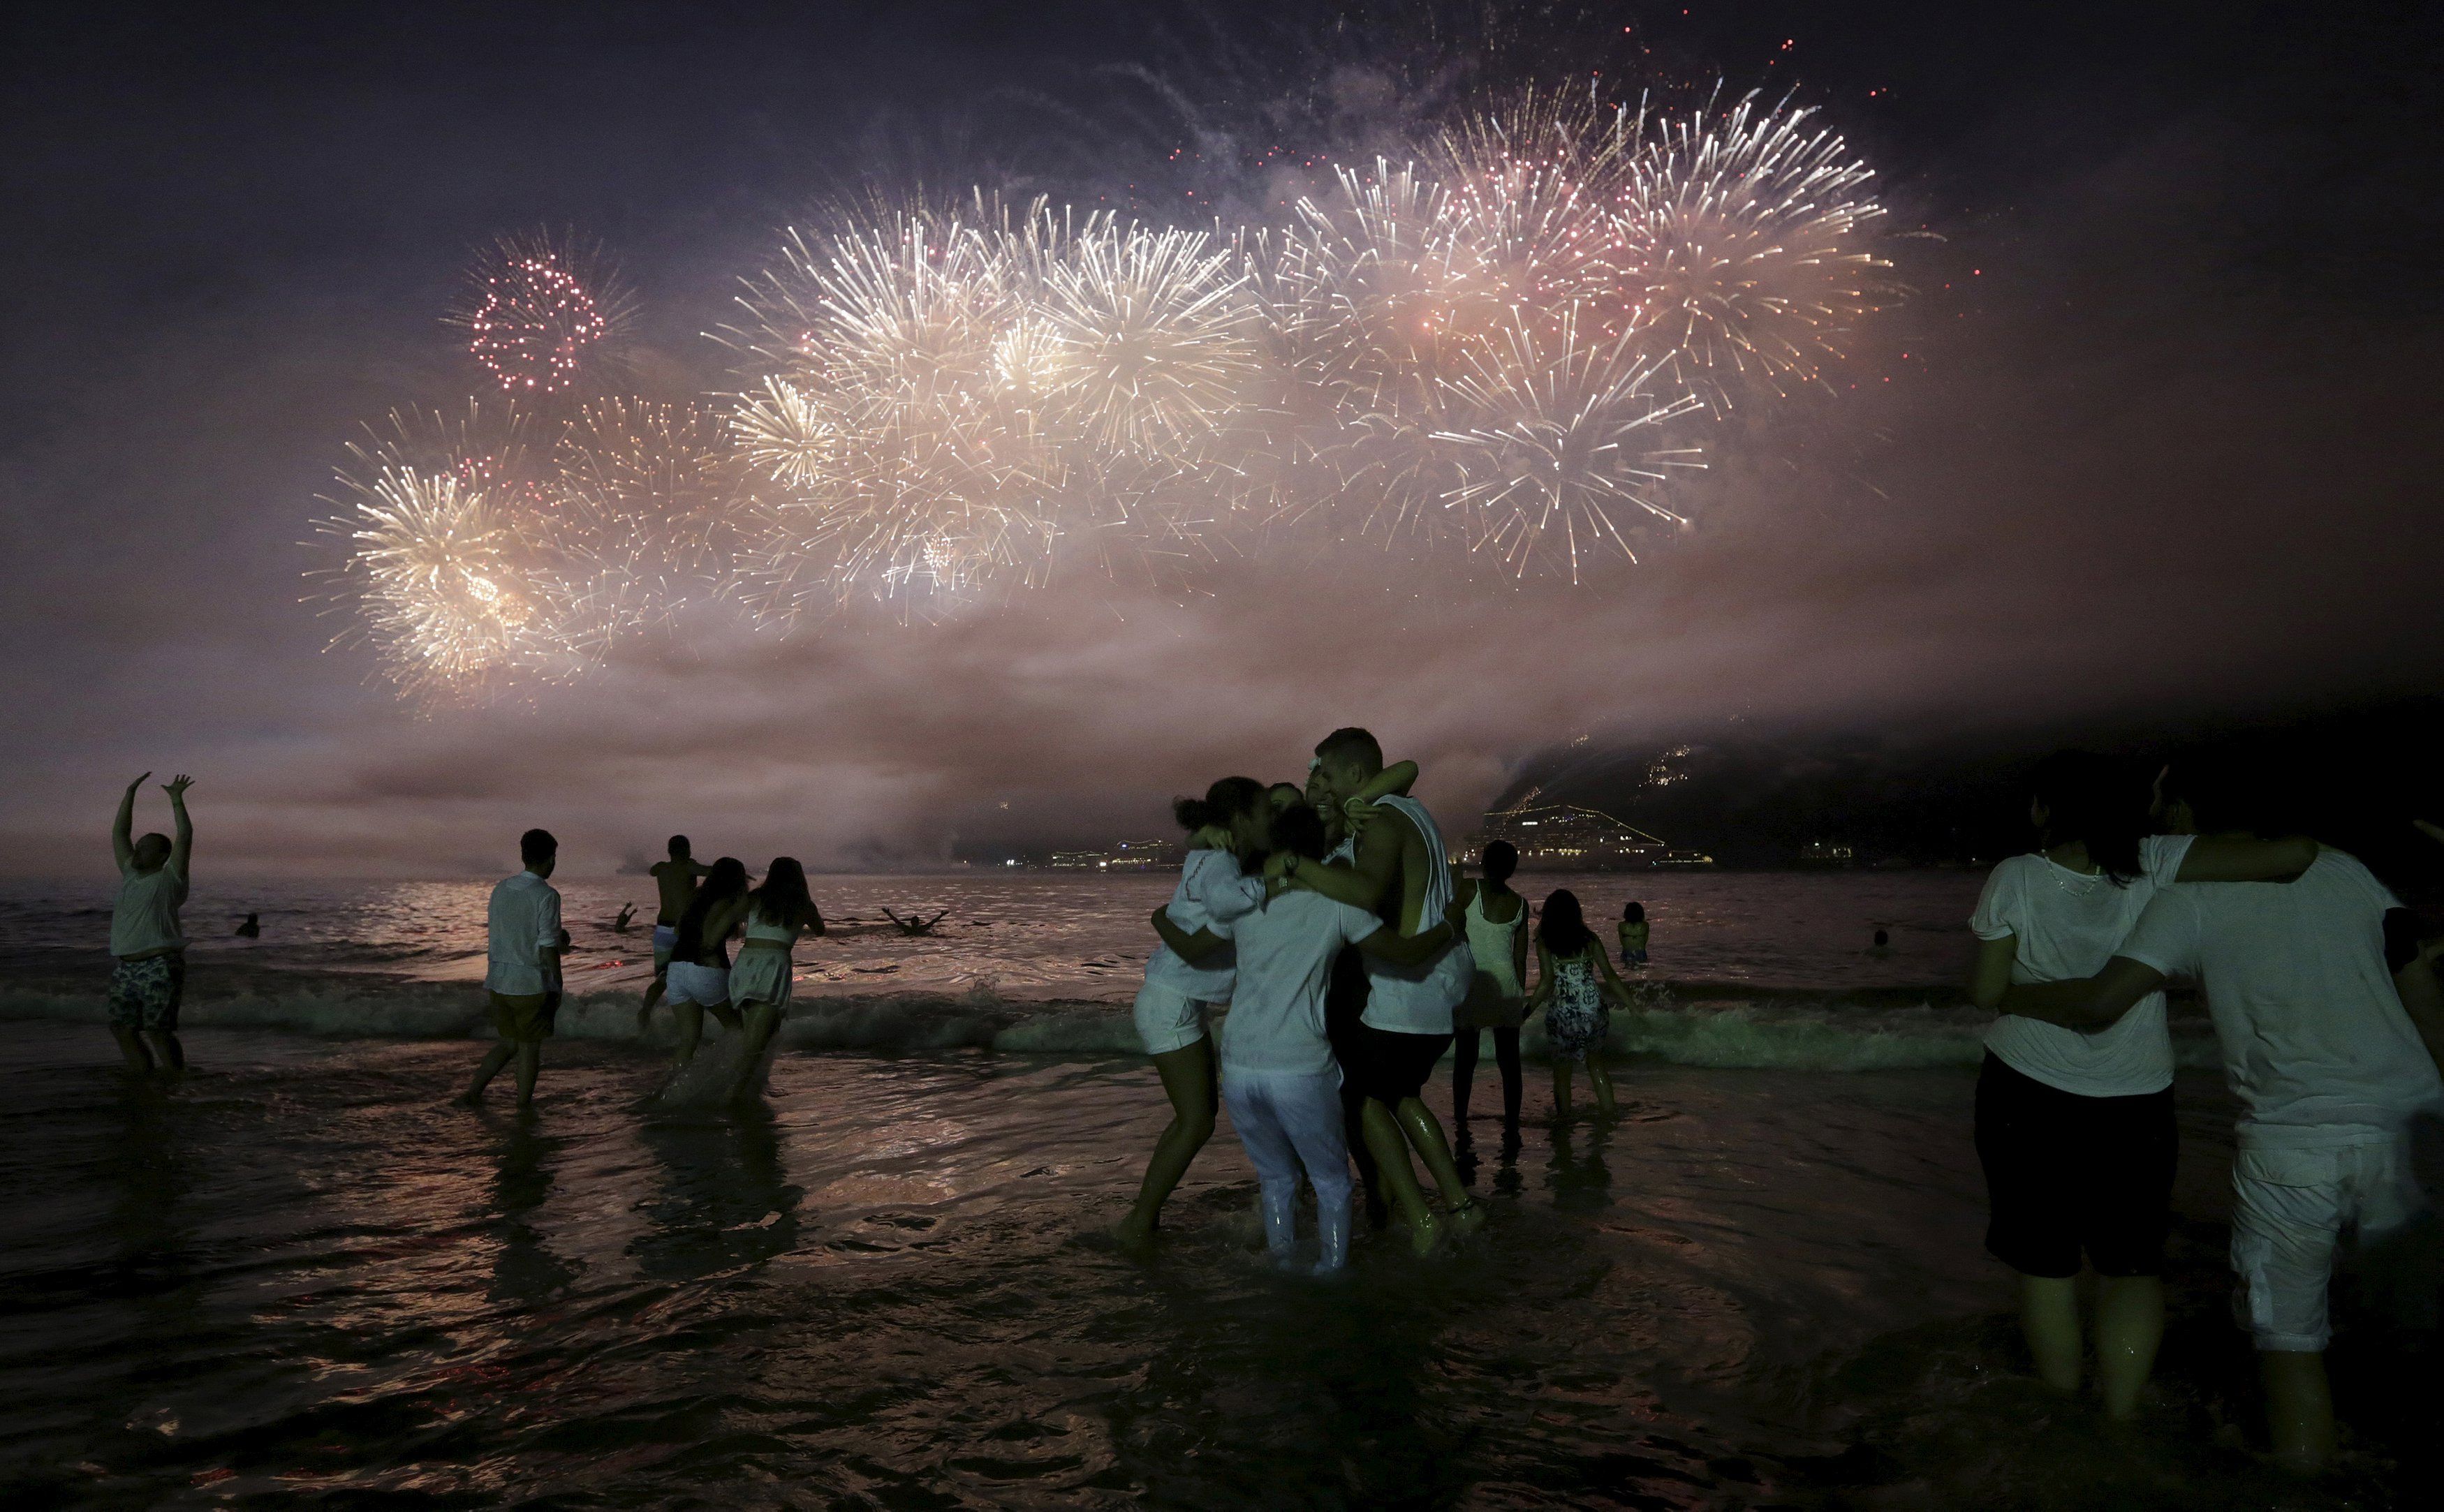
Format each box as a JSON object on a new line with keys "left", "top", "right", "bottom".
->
{"left": 1966, "top": 751, "right": 2317, "bottom": 1424}
{"left": 637, "top": 836, "right": 711, "bottom": 1038}
{"left": 1154, "top": 799, "right": 1466, "bottom": 1273}
{"left": 459, "top": 828, "right": 563, "bottom": 1109}
{"left": 1112, "top": 778, "right": 1270, "bottom": 1252}
{"left": 1282, "top": 728, "right": 1483, "bottom": 1252}
{"left": 1525, "top": 889, "right": 1633, "bottom": 1120}
{"left": 663, "top": 857, "right": 750, "bottom": 1071}
{"left": 1450, "top": 840, "right": 1531, "bottom": 1139}
{"left": 108, "top": 772, "right": 193, "bottom": 1074}
{"left": 726, "top": 857, "right": 827, "bottom": 1099}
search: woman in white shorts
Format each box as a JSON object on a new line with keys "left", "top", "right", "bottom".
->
{"left": 728, "top": 857, "right": 826, "bottom": 1097}
{"left": 664, "top": 857, "right": 749, "bottom": 1069}
{"left": 1112, "top": 778, "right": 1270, "bottom": 1251}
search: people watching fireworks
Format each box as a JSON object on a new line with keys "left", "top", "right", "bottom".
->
{"left": 1992, "top": 748, "right": 2442, "bottom": 1469}
{"left": 458, "top": 828, "right": 561, "bottom": 1109}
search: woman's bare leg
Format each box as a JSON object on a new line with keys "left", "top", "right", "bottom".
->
{"left": 1450, "top": 1029, "right": 1480, "bottom": 1134}
{"left": 1492, "top": 1028, "right": 1523, "bottom": 1126}
{"left": 1586, "top": 1057, "right": 1618, "bottom": 1117}
{"left": 670, "top": 1002, "right": 704, "bottom": 1066}
{"left": 1552, "top": 1062, "right": 1575, "bottom": 1120}
{"left": 2019, "top": 1274, "right": 2082, "bottom": 1393}
{"left": 1114, "top": 1039, "right": 1217, "bottom": 1249}
{"left": 2096, "top": 1275, "right": 2164, "bottom": 1420}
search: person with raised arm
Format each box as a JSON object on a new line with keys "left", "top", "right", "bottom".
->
{"left": 1992, "top": 750, "right": 2439, "bottom": 1471}
{"left": 108, "top": 772, "right": 194, "bottom": 1074}
{"left": 458, "top": 829, "right": 563, "bottom": 1109}
{"left": 1276, "top": 729, "right": 1484, "bottom": 1252}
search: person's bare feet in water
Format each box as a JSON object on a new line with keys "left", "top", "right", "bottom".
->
{"left": 1444, "top": 1196, "right": 1488, "bottom": 1237}
{"left": 1110, "top": 1210, "right": 1158, "bottom": 1255}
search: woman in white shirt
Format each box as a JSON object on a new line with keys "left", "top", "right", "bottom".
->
{"left": 1968, "top": 752, "right": 2312, "bottom": 1418}
{"left": 1112, "top": 778, "right": 1272, "bottom": 1252}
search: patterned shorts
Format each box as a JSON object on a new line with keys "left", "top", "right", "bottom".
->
{"left": 108, "top": 954, "right": 186, "bottom": 1031}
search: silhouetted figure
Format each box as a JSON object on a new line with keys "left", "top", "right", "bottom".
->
{"left": 109, "top": 772, "right": 193, "bottom": 1074}
{"left": 614, "top": 903, "right": 637, "bottom": 934}
{"left": 234, "top": 912, "right": 260, "bottom": 939}
{"left": 883, "top": 907, "right": 950, "bottom": 936}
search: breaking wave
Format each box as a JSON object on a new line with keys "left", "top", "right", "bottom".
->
{"left": 0, "top": 970, "right": 2225, "bottom": 1073}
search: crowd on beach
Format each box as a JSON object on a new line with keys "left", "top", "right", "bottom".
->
{"left": 96, "top": 726, "right": 2444, "bottom": 1476}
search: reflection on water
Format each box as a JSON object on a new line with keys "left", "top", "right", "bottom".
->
{"left": 1, "top": 1022, "right": 2437, "bottom": 1508}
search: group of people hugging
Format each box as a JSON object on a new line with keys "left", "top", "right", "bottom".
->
{"left": 1112, "top": 727, "right": 1644, "bottom": 1271}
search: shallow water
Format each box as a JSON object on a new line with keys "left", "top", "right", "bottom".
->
{"left": 0, "top": 869, "right": 1985, "bottom": 998}
{"left": 3, "top": 1022, "right": 2438, "bottom": 1509}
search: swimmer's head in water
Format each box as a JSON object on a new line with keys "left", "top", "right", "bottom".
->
{"left": 1873, "top": 928, "right": 1890, "bottom": 947}
{"left": 131, "top": 832, "right": 171, "bottom": 872}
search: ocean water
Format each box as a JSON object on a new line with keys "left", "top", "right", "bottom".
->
{"left": 0, "top": 870, "right": 2036, "bottom": 1068}
{"left": 3, "top": 871, "right": 2438, "bottom": 1506}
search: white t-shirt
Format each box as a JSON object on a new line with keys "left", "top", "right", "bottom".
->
{"left": 110, "top": 862, "right": 189, "bottom": 956}
{"left": 2119, "top": 850, "right": 2443, "bottom": 1150}
{"left": 1212, "top": 891, "right": 1382, "bottom": 1077}
{"left": 1970, "top": 834, "right": 2194, "bottom": 1097}
{"left": 485, "top": 870, "right": 564, "bottom": 996}
{"left": 1143, "top": 847, "right": 1266, "bottom": 1001}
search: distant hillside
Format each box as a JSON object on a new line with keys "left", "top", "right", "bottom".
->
{"left": 1482, "top": 697, "right": 2444, "bottom": 891}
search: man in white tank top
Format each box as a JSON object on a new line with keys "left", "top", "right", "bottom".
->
{"left": 1280, "top": 727, "right": 1485, "bottom": 1252}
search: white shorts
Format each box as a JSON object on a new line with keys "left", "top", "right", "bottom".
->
{"left": 2230, "top": 1137, "right": 2428, "bottom": 1353}
{"left": 664, "top": 961, "right": 730, "bottom": 1009}
{"left": 729, "top": 948, "right": 793, "bottom": 1009}
{"left": 1132, "top": 981, "right": 1210, "bottom": 1057}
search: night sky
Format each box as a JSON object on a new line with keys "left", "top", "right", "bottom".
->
{"left": 6, "top": 1, "right": 2439, "bottom": 876}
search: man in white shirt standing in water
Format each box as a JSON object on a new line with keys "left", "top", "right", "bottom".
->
{"left": 108, "top": 771, "right": 194, "bottom": 1074}
{"left": 459, "top": 829, "right": 564, "bottom": 1109}
{"left": 1283, "top": 728, "right": 1485, "bottom": 1252}
{"left": 2003, "top": 751, "right": 2444, "bottom": 1472}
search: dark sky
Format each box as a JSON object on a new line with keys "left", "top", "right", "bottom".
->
{"left": 5, "top": 1, "right": 2439, "bottom": 877}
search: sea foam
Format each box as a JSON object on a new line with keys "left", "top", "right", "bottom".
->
{"left": 0, "top": 972, "right": 2224, "bottom": 1073}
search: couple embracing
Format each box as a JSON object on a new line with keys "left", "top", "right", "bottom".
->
{"left": 1115, "top": 727, "right": 1486, "bottom": 1270}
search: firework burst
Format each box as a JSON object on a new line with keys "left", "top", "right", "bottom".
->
{"left": 554, "top": 398, "right": 749, "bottom": 587}
{"left": 1431, "top": 306, "right": 1705, "bottom": 582}
{"left": 1031, "top": 217, "right": 1265, "bottom": 457}
{"left": 311, "top": 403, "right": 645, "bottom": 701}
{"left": 449, "top": 231, "right": 635, "bottom": 396}
{"left": 1614, "top": 89, "right": 1890, "bottom": 406}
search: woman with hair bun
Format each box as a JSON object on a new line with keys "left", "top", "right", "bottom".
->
{"left": 1112, "top": 776, "right": 1271, "bottom": 1252}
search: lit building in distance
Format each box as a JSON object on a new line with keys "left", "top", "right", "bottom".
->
{"left": 1462, "top": 803, "right": 1713, "bottom": 871}
{"left": 1046, "top": 840, "right": 1181, "bottom": 872}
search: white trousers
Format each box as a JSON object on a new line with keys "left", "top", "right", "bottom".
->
{"left": 2231, "top": 1136, "right": 2428, "bottom": 1352}
{"left": 1223, "top": 1067, "right": 1353, "bottom": 1269}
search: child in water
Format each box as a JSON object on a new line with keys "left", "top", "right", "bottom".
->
{"left": 1616, "top": 901, "right": 1649, "bottom": 968}
{"left": 1530, "top": 890, "right": 1637, "bottom": 1120}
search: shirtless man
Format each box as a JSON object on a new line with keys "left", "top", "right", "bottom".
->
{"left": 1279, "top": 728, "right": 1484, "bottom": 1251}
{"left": 638, "top": 836, "right": 711, "bottom": 1036}
{"left": 108, "top": 772, "right": 193, "bottom": 1073}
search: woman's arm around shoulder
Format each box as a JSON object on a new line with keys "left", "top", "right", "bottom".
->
{"left": 2172, "top": 835, "right": 2318, "bottom": 884}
